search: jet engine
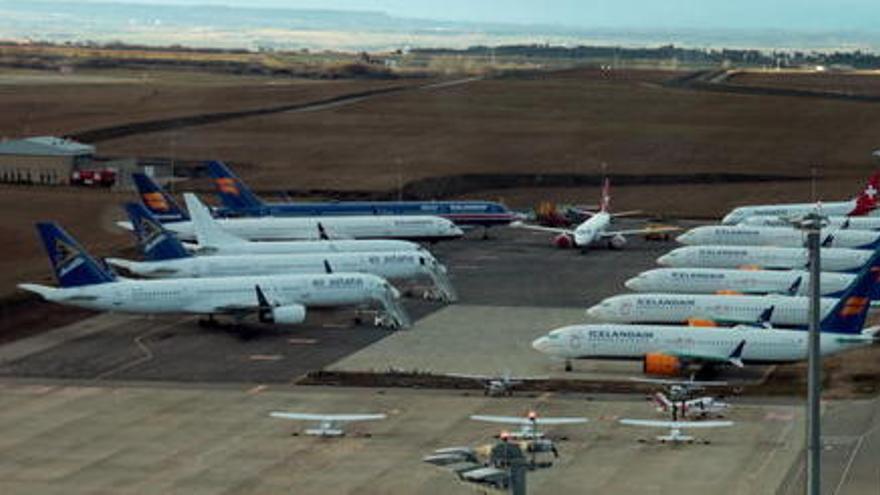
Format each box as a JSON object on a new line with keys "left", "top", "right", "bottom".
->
{"left": 259, "top": 304, "right": 307, "bottom": 325}
{"left": 553, "top": 233, "right": 575, "bottom": 249}
{"left": 608, "top": 234, "right": 627, "bottom": 249}
{"left": 643, "top": 353, "right": 683, "bottom": 376}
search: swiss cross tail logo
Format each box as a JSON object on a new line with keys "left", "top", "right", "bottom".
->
{"left": 864, "top": 184, "right": 878, "bottom": 200}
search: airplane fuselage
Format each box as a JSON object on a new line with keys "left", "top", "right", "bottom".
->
{"left": 657, "top": 246, "right": 871, "bottom": 272}
{"left": 678, "top": 225, "right": 880, "bottom": 249}
{"left": 625, "top": 268, "right": 855, "bottom": 297}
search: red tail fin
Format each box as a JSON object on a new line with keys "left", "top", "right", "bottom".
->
{"left": 600, "top": 177, "right": 611, "bottom": 213}
{"left": 849, "top": 172, "right": 880, "bottom": 216}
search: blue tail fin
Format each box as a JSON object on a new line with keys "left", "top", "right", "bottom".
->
{"left": 132, "top": 173, "right": 189, "bottom": 222}
{"left": 206, "top": 161, "right": 265, "bottom": 210}
{"left": 820, "top": 250, "right": 880, "bottom": 334}
{"left": 124, "top": 203, "right": 190, "bottom": 261}
{"left": 36, "top": 222, "right": 116, "bottom": 288}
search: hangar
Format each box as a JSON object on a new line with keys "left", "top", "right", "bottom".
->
{"left": 0, "top": 136, "right": 95, "bottom": 185}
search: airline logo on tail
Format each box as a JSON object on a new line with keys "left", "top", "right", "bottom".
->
{"left": 142, "top": 192, "right": 170, "bottom": 212}
{"left": 53, "top": 237, "right": 84, "bottom": 277}
{"left": 215, "top": 178, "right": 240, "bottom": 195}
{"left": 850, "top": 173, "right": 880, "bottom": 216}
{"left": 839, "top": 296, "right": 869, "bottom": 317}
{"left": 137, "top": 216, "right": 166, "bottom": 252}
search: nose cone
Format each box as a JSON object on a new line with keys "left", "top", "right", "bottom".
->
{"left": 624, "top": 277, "right": 641, "bottom": 291}
{"left": 451, "top": 224, "right": 465, "bottom": 237}
{"left": 586, "top": 305, "right": 603, "bottom": 319}
{"left": 657, "top": 254, "right": 672, "bottom": 266}
{"left": 531, "top": 336, "right": 551, "bottom": 353}
{"left": 675, "top": 231, "right": 691, "bottom": 244}
{"left": 721, "top": 213, "right": 739, "bottom": 225}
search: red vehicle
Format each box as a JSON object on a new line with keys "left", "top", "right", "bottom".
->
{"left": 71, "top": 168, "right": 116, "bottom": 187}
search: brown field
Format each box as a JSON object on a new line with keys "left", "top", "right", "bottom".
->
{"left": 729, "top": 70, "right": 880, "bottom": 96}
{"left": 4, "top": 67, "right": 880, "bottom": 299}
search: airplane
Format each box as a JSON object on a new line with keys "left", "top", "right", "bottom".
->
{"left": 651, "top": 391, "right": 730, "bottom": 420}
{"left": 618, "top": 418, "right": 734, "bottom": 444}
{"left": 586, "top": 292, "right": 839, "bottom": 327}
{"left": 721, "top": 171, "right": 880, "bottom": 225}
{"left": 268, "top": 412, "right": 386, "bottom": 437}
{"left": 470, "top": 411, "right": 587, "bottom": 467}
{"left": 657, "top": 245, "right": 873, "bottom": 272}
{"left": 107, "top": 204, "right": 458, "bottom": 302}
{"left": 204, "top": 161, "right": 520, "bottom": 231}
{"left": 677, "top": 225, "right": 880, "bottom": 249}
{"left": 625, "top": 267, "right": 855, "bottom": 298}
{"left": 126, "top": 175, "right": 464, "bottom": 243}
{"left": 531, "top": 249, "right": 880, "bottom": 373}
{"left": 515, "top": 178, "right": 679, "bottom": 251}
{"left": 19, "top": 223, "right": 412, "bottom": 329}
{"left": 445, "top": 371, "right": 548, "bottom": 396}
{"left": 741, "top": 214, "right": 880, "bottom": 231}
{"left": 628, "top": 376, "right": 729, "bottom": 402}
{"left": 180, "top": 189, "right": 432, "bottom": 256}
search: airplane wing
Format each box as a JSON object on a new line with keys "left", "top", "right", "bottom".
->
{"left": 619, "top": 419, "right": 733, "bottom": 429}
{"left": 269, "top": 412, "right": 387, "bottom": 422}
{"left": 628, "top": 377, "right": 728, "bottom": 387}
{"left": 511, "top": 223, "right": 573, "bottom": 235}
{"left": 600, "top": 225, "right": 681, "bottom": 237}
{"left": 610, "top": 210, "right": 644, "bottom": 218}
{"left": 446, "top": 373, "right": 492, "bottom": 381}
{"left": 470, "top": 415, "right": 587, "bottom": 426}
{"left": 460, "top": 466, "right": 509, "bottom": 483}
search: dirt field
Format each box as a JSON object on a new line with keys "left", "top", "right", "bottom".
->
{"left": 729, "top": 70, "right": 880, "bottom": 97}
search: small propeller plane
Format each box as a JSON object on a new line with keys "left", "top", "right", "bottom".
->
{"left": 268, "top": 412, "right": 386, "bottom": 437}
{"left": 446, "top": 371, "right": 548, "bottom": 396}
{"left": 628, "top": 376, "right": 729, "bottom": 401}
{"left": 470, "top": 411, "right": 587, "bottom": 467}
{"left": 618, "top": 418, "right": 734, "bottom": 444}
{"left": 651, "top": 391, "right": 730, "bottom": 420}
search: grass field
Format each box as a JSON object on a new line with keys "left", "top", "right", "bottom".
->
{"left": 729, "top": 69, "right": 880, "bottom": 96}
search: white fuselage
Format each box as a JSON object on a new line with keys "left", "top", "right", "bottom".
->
{"left": 191, "top": 238, "right": 425, "bottom": 256}
{"left": 29, "top": 273, "right": 393, "bottom": 315}
{"left": 657, "top": 246, "right": 871, "bottom": 272}
{"left": 677, "top": 225, "right": 880, "bottom": 249}
{"left": 124, "top": 215, "right": 464, "bottom": 242}
{"left": 741, "top": 215, "right": 880, "bottom": 231}
{"left": 625, "top": 268, "right": 855, "bottom": 297}
{"left": 587, "top": 293, "right": 836, "bottom": 327}
{"left": 721, "top": 200, "right": 861, "bottom": 225}
{"left": 573, "top": 212, "right": 612, "bottom": 246}
{"left": 532, "top": 324, "right": 872, "bottom": 363}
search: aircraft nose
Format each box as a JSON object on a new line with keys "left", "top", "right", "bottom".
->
{"left": 675, "top": 232, "right": 690, "bottom": 244}
{"left": 586, "top": 305, "right": 603, "bottom": 319}
{"left": 721, "top": 213, "right": 738, "bottom": 225}
{"left": 624, "top": 277, "right": 641, "bottom": 291}
{"left": 531, "top": 336, "right": 550, "bottom": 352}
{"left": 657, "top": 254, "right": 672, "bottom": 266}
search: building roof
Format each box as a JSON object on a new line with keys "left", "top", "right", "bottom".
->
{"left": 0, "top": 136, "right": 95, "bottom": 156}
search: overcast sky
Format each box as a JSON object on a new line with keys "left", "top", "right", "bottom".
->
{"left": 72, "top": 0, "right": 880, "bottom": 31}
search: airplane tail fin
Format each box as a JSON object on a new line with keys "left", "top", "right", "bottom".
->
{"left": 600, "top": 177, "right": 611, "bottom": 213}
{"left": 124, "top": 203, "right": 190, "bottom": 261}
{"left": 653, "top": 392, "right": 672, "bottom": 410}
{"left": 849, "top": 171, "right": 880, "bottom": 216}
{"left": 820, "top": 249, "right": 880, "bottom": 334}
{"left": 206, "top": 161, "right": 265, "bottom": 211}
{"left": 35, "top": 222, "right": 116, "bottom": 288}
{"left": 183, "top": 193, "right": 248, "bottom": 246}
{"left": 132, "top": 173, "right": 189, "bottom": 222}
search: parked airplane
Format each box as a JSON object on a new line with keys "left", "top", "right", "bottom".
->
{"left": 516, "top": 178, "right": 678, "bottom": 250}
{"left": 657, "top": 245, "right": 872, "bottom": 272}
{"left": 629, "top": 376, "right": 729, "bottom": 402}
{"left": 108, "top": 204, "right": 458, "bottom": 302}
{"left": 19, "top": 223, "right": 412, "bottom": 329}
{"left": 586, "top": 292, "right": 836, "bottom": 327}
{"left": 721, "top": 172, "right": 880, "bottom": 225}
{"left": 741, "top": 215, "right": 880, "bottom": 231}
{"left": 127, "top": 175, "right": 464, "bottom": 242}
{"left": 625, "top": 268, "right": 855, "bottom": 298}
{"left": 181, "top": 190, "right": 431, "bottom": 256}
{"left": 268, "top": 412, "right": 386, "bottom": 437}
{"left": 532, "top": 250, "right": 880, "bottom": 373}
{"left": 470, "top": 411, "right": 587, "bottom": 467}
{"left": 652, "top": 391, "right": 730, "bottom": 419}
{"left": 677, "top": 225, "right": 880, "bottom": 249}
{"left": 618, "top": 419, "right": 733, "bottom": 444}
{"left": 445, "top": 371, "right": 547, "bottom": 396}
{"left": 205, "top": 161, "right": 520, "bottom": 230}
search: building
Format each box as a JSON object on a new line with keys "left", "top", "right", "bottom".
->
{"left": 0, "top": 136, "right": 95, "bottom": 185}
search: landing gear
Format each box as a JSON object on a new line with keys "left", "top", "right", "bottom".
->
{"left": 564, "top": 360, "right": 573, "bottom": 372}
{"left": 373, "top": 312, "right": 402, "bottom": 330}
{"left": 482, "top": 226, "right": 490, "bottom": 240}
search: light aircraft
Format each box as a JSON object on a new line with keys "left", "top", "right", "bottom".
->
{"left": 625, "top": 267, "right": 855, "bottom": 298}
{"left": 445, "top": 371, "right": 548, "bottom": 396}
{"left": 587, "top": 292, "right": 838, "bottom": 327}
{"left": 268, "top": 412, "right": 386, "bottom": 437}
{"left": 677, "top": 225, "right": 880, "bottom": 249}
{"left": 107, "top": 204, "right": 458, "bottom": 302}
{"left": 651, "top": 391, "right": 730, "bottom": 419}
{"left": 742, "top": 215, "right": 880, "bottom": 230}
{"left": 19, "top": 223, "right": 412, "bottom": 329}
{"left": 629, "top": 376, "right": 729, "bottom": 402}
{"left": 532, "top": 249, "right": 880, "bottom": 374}
{"left": 471, "top": 411, "right": 587, "bottom": 467}
{"left": 126, "top": 175, "right": 464, "bottom": 242}
{"left": 180, "top": 189, "right": 431, "bottom": 256}
{"left": 516, "top": 178, "right": 678, "bottom": 250}
{"left": 721, "top": 172, "right": 880, "bottom": 225}
{"left": 618, "top": 418, "right": 733, "bottom": 444}
{"left": 657, "top": 245, "right": 872, "bottom": 272}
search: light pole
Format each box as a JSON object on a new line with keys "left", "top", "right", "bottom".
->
{"left": 790, "top": 210, "right": 827, "bottom": 495}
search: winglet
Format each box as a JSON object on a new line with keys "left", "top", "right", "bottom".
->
{"left": 757, "top": 306, "right": 774, "bottom": 329}
{"left": 786, "top": 276, "right": 802, "bottom": 296}
{"left": 318, "top": 222, "right": 330, "bottom": 241}
{"left": 821, "top": 234, "right": 835, "bottom": 248}
{"left": 324, "top": 260, "right": 333, "bottom": 274}
{"left": 727, "top": 340, "right": 746, "bottom": 368}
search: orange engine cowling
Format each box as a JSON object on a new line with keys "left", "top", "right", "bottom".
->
{"left": 643, "top": 353, "right": 683, "bottom": 376}
{"left": 687, "top": 318, "right": 718, "bottom": 327}
{"left": 553, "top": 233, "right": 575, "bottom": 249}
